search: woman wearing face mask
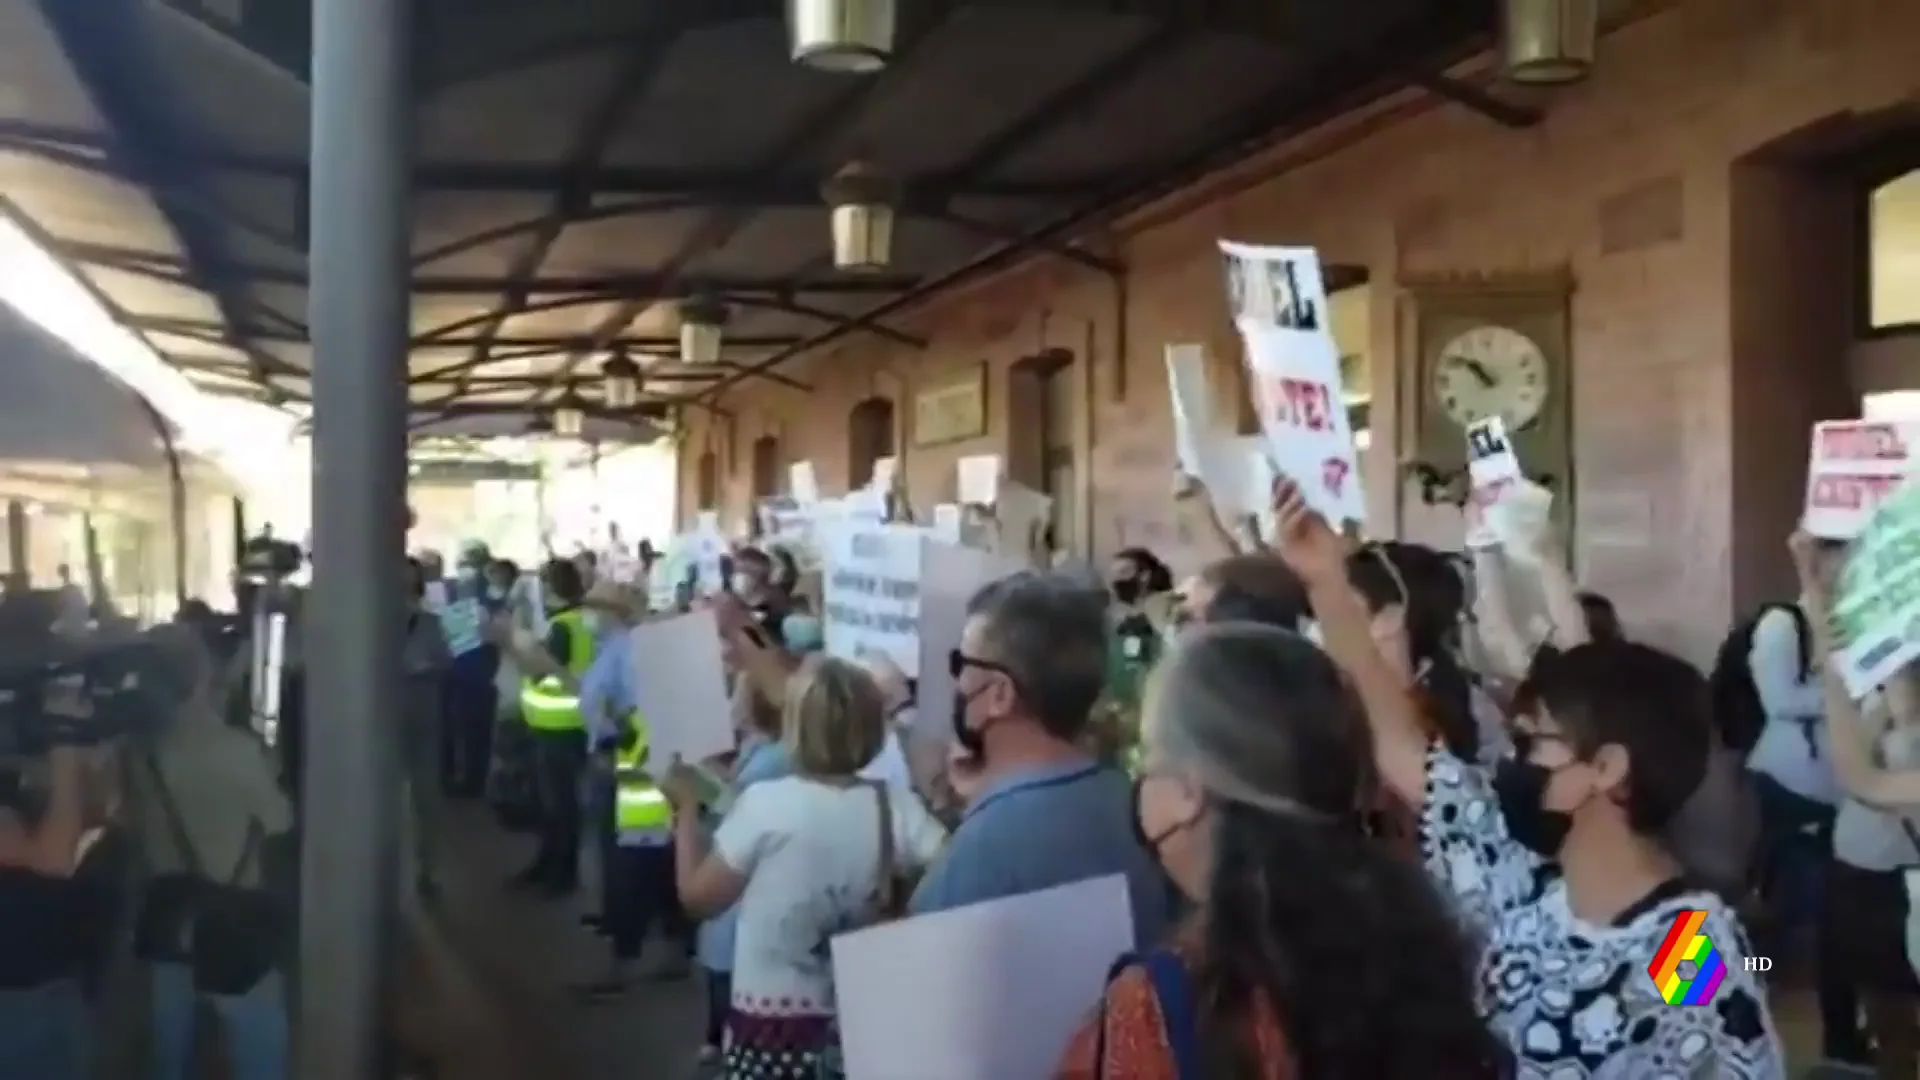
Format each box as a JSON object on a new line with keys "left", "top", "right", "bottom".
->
{"left": 1057, "top": 622, "right": 1508, "bottom": 1079}
{"left": 1270, "top": 480, "right": 1783, "bottom": 1077}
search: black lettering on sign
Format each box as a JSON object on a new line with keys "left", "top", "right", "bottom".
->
{"left": 1466, "top": 421, "right": 1508, "bottom": 462}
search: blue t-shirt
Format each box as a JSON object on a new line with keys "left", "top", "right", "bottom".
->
{"left": 909, "top": 758, "right": 1172, "bottom": 949}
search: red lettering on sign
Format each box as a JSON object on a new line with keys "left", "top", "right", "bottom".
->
{"left": 1808, "top": 473, "right": 1904, "bottom": 510}
{"left": 1266, "top": 377, "right": 1335, "bottom": 432}
{"left": 1321, "top": 456, "right": 1351, "bottom": 498}
{"left": 1818, "top": 424, "right": 1908, "bottom": 462}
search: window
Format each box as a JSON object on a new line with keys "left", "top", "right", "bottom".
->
{"left": 1868, "top": 168, "right": 1920, "bottom": 329}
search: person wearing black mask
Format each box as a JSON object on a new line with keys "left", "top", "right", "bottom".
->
{"left": 910, "top": 572, "right": 1170, "bottom": 949}
{"left": 1269, "top": 478, "right": 1784, "bottom": 1077}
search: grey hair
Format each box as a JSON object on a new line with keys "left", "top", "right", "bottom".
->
{"left": 1144, "top": 620, "right": 1372, "bottom": 821}
{"left": 782, "top": 654, "right": 888, "bottom": 778}
{"left": 965, "top": 570, "right": 1108, "bottom": 739}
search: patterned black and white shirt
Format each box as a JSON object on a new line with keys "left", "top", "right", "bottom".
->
{"left": 1420, "top": 745, "right": 1786, "bottom": 1079}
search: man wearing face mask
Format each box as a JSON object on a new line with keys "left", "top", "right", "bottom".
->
{"left": 908, "top": 572, "right": 1172, "bottom": 948}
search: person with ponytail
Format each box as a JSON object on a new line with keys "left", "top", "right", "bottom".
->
{"left": 1057, "top": 621, "right": 1508, "bottom": 1079}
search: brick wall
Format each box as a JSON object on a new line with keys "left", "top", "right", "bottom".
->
{"left": 676, "top": 0, "right": 1920, "bottom": 663}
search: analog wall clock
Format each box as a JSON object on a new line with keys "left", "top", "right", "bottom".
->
{"left": 1431, "top": 324, "right": 1550, "bottom": 431}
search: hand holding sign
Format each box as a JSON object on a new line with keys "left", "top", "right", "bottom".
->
{"left": 1268, "top": 475, "right": 1348, "bottom": 588}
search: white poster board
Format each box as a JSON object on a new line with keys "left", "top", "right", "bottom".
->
{"left": 915, "top": 540, "right": 1027, "bottom": 744}
{"left": 626, "top": 608, "right": 736, "bottom": 776}
{"left": 831, "top": 875, "right": 1134, "bottom": 1080}
{"left": 437, "top": 597, "right": 487, "bottom": 656}
{"left": 1220, "top": 240, "right": 1366, "bottom": 527}
{"left": 822, "top": 522, "right": 924, "bottom": 676}
{"left": 1803, "top": 419, "right": 1919, "bottom": 540}
{"left": 956, "top": 454, "right": 1002, "bottom": 506}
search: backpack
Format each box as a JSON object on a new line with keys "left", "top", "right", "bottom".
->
{"left": 1710, "top": 602, "right": 1813, "bottom": 754}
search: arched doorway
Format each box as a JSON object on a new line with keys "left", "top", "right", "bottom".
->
{"left": 848, "top": 397, "right": 895, "bottom": 488}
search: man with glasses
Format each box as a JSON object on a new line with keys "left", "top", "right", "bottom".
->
{"left": 909, "top": 572, "right": 1171, "bottom": 948}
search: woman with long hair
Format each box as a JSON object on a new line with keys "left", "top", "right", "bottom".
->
{"left": 1058, "top": 622, "right": 1509, "bottom": 1078}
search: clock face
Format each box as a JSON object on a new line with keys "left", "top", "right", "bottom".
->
{"left": 1431, "top": 325, "right": 1550, "bottom": 431}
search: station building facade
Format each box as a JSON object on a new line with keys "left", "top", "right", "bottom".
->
{"left": 675, "top": 0, "right": 1920, "bottom": 661}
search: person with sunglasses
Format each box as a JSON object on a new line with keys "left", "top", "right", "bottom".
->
{"left": 1269, "top": 478, "right": 1783, "bottom": 1078}
{"left": 908, "top": 571, "right": 1173, "bottom": 950}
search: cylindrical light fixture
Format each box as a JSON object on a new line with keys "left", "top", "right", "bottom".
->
{"left": 601, "top": 350, "right": 642, "bottom": 410}
{"left": 787, "top": 0, "right": 894, "bottom": 74}
{"left": 822, "top": 162, "right": 899, "bottom": 272}
{"left": 1501, "top": 0, "right": 1598, "bottom": 85}
{"left": 551, "top": 391, "right": 586, "bottom": 439}
{"left": 678, "top": 297, "right": 730, "bottom": 366}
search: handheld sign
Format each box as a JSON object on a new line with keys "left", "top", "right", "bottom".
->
{"left": 1828, "top": 480, "right": 1920, "bottom": 698}
{"left": 1220, "top": 241, "right": 1366, "bottom": 527}
{"left": 1803, "top": 419, "right": 1918, "bottom": 540}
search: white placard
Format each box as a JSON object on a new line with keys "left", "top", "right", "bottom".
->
{"left": 956, "top": 454, "right": 1001, "bottom": 506}
{"left": 1221, "top": 240, "right": 1365, "bottom": 527}
{"left": 930, "top": 503, "right": 964, "bottom": 544}
{"left": 1164, "top": 344, "right": 1214, "bottom": 484}
{"left": 423, "top": 580, "right": 450, "bottom": 612}
{"left": 871, "top": 456, "right": 899, "bottom": 495}
{"left": 1803, "top": 419, "right": 1920, "bottom": 540}
{"left": 822, "top": 521, "right": 924, "bottom": 676}
{"left": 790, "top": 460, "right": 819, "bottom": 504}
{"left": 626, "top": 608, "right": 736, "bottom": 777}
{"left": 1464, "top": 416, "right": 1524, "bottom": 550}
{"left": 915, "top": 539, "right": 1027, "bottom": 743}
{"left": 831, "top": 875, "right": 1134, "bottom": 1080}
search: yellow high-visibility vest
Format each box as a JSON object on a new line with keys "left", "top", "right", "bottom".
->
{"left": 612, "top": 712, "right": 671, "bottom": 831}
{"left": 519, "top": 607, "right": 591, "bottom": 731}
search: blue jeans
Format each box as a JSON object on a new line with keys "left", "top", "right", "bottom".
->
{"left": 150, "top": 963, "right": 288, "bottom": 1080}
{"left": 0, "top": 979, "right": 90, "bottom": 1080}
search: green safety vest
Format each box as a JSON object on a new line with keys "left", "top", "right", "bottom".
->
{"left": 612, "top": 712, "right": 672, "bottom": 831}
{"left": 519, "top": 607, "right": 591, "bottom": 731}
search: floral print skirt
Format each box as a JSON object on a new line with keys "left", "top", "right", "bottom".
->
{"left": 724, "top": 1008, "right": 837, "bottom": 1080}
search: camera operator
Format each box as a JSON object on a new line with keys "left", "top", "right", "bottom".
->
{"left": 0, "top": 686, "right": 105, "bottom": 1079}
{"left": 129, "top": 624, "right": 294, "bottom": 1080}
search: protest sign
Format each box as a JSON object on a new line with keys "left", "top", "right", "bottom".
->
{"left": 1464, "top": 416, "right": 1524, "bottom": 551}
{"left": 956, "top": 454, "right": 1001, "bottom": 506}
{"left": 438, "top": 597, "right": 487, "bottom": 656}
{"left": 789, "top": 460, "right": 819, "bottom": 503}
{"left": 1220, "top": 240, "right": 1366, "bottom": 527}
{"left": 916, "top": 539, "right": 1027, "bottom": 743}
{"left": 930, "top": 503, "right": 964, "bottom": 544}
{"left": 822, "top": 521, "right": 923, "bottom": 676}
{"left": 1829, "top": 480, "right": 1920, "bottom": 698}
{"left": 1803, "top": 419, "right": 1919, "bottom": 539}
{"left": 1164, "top": 344, "right": 1214, "bottom": 485}
{"left": 831, "top": 874, "right": 1134, "bottom": 1080}
{"left": 626, "top": 607, "right": 736, "bottom": 776}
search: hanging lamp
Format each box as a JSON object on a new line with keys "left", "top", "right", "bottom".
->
{"left": 1501, "top": 0, "right": 1598, "bottom": 85}
{"left": 678, "top": 297, "right": 730, "bottom": 366}
{"left": 822, "top": 162, "right": 898, "bottom": 272}
{"left": 600, "top": 350, "right": 642, "bottom": 410}
{"left": 787, "top": 0, "right": 895, "bottom": 74}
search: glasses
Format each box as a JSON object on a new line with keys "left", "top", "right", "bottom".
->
{"left": 948, "top": 648, "right": 1013, "bottom": 680}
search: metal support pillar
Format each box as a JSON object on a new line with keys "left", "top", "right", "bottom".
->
{"left": 296, "top": 0, "right": 412, "bottom": 1075}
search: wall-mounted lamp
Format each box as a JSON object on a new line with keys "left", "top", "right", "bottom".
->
{"left": 678, "top": 297, "right": 730, "bottom": 366}
{"left": 787, "top": 0, "right": 894, "bottom": 73}
{"left": 601, "top": 350, "right": 642, "bottom": 410}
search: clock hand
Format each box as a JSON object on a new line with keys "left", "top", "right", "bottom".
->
{"left": 1442, "top": 356, "right": 1497, "bottom": 388}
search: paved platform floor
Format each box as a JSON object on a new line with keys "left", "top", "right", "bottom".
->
{"left": 430, "top": 800, "right": 707, "bottom": 1080}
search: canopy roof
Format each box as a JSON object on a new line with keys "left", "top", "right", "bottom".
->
{"left": 0, "top": 0, "right": 1521, "bottom": 438}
